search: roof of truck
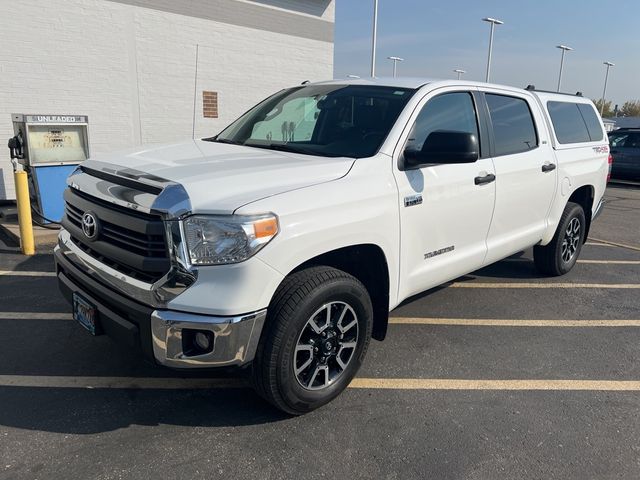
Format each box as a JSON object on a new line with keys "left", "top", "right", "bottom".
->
{"left": 311, "top": 77, "right": 437, "bottom": 89}
{"left": 311, "top": 78, "right": 591, "bottom": 104}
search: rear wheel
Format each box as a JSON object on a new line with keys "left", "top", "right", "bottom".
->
{"left": 534, "top": 202, "right": 586, "bottom": 276}
{"left": 252, "top": 266, "right": 373, "bottom": 415}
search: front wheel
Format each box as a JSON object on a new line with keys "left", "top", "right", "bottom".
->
{"left": 534, "top": 202, "right": 586, "bottom": 276}
{"left": 251, "top": 266, "right": 373, "bottom": 415}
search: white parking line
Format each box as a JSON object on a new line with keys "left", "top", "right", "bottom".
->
{"left": 450, "top": 282, "right": 640, "bottom": 289}
{"left": 0, "top": 375, "right": 245, "bottom": 389}
{"left": 388, "top": 317, "right": 640, "bottom": 327}
{"left": 0, "top": 312, "right": 71, "bottom": 320}
{"left": 349, "top": 378, "right": 640, "bottom": 391}
{"left": 1, "top": 375, "right": 640, "bottom": 392}
{"left": 589, "top": 237, "right": 640, "bottom": 252}
{"left": 502, "top": 258, "right": 640, "bottom": 265}
{"left": 0, "top": 271, "right": 56, "bottom": 277}
{"left": 577, "top": 260, "right": 640, "bottom": 265}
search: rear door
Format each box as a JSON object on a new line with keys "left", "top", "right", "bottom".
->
{"left": 479, "top": 89, "right": 557, "bottom": 264}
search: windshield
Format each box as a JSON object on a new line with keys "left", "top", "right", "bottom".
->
{"left": 209, "top": 84, "right": 415, "bottom": 158}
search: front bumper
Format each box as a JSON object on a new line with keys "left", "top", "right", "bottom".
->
{"left": 55, "top": 242, "right": 267, "bottom": 368}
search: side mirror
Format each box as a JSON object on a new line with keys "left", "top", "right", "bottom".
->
{"left": 403, "top": 131, "right": 479, "bottom": 169}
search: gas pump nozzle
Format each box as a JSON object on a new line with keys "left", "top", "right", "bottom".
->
{"left": 7, "top": 128, "right": 24, "bottom": 160}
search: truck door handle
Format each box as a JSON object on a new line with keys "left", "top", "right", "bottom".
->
{"left": 474, "top": 173, "right": 496, "bottom": 185}
{"left": 541, "top": 163, "right": 556, "bottom": 173}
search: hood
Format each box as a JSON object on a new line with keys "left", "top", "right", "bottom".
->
{"left": 90, "top": 140, "right": 355, "bottom": 214}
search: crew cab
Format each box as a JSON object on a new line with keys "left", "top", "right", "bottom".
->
{"left": 55, "top": 78, "right": 609, "bottom": 414}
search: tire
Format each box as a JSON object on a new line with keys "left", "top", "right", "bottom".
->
{"left": 251, "top": 266, "right": 373, "bottom": 415}
{"left": 534, "top": 202, "right": 586, "bottom": 276}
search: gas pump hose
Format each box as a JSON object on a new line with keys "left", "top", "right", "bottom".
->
{"left": 30, "top": 205, "right": 61, "bottom": 229}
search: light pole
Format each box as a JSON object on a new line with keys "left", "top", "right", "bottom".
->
{"left": 370, "top": 0, "right": 378, "bottom": 77}
{"left": 387, "top": 56, "right": 404, "bottom": 77}
{"left": 555, "top": 45, "right": 573, "bottom": 92}
{"left": 601, "top": 61, "right": 615, "bottom": 115}
{"left": 454, "top": 69, "right": 466, "bottom": 80}
{"left": 482, "top": 17, "right": 503, "bottom": 82}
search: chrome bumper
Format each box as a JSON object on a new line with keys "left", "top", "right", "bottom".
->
{"left": 151, "top": 309, "right": 267, "bottom": 368}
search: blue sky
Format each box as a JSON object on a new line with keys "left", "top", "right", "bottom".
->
{"left": 334, "top": 0, "right": 640, "bottom": 107}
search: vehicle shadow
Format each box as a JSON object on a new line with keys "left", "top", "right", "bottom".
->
{"left": 0, "top": 385, "right": 291, "bottom": 434}
{"left": 467, "top": 258, "right": 546, "bottom": 280}
{"left": 0, "top": 315, "right": 291, "bottom": 433}
{"left": 396, "top": 251, "right": 545, "bottom": 309}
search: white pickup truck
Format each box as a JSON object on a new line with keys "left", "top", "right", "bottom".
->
{"left": 55, "top": 78, "right": 610, "bottom": 414}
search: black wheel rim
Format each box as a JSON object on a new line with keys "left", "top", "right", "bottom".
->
{"left": 294, "top": 301, "right": 359, "bottom": 391}
{"left": 561, "top": 217, "right": 581, "bottom": 263}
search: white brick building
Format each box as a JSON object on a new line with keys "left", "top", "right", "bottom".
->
{"left": 0, "top": 0, "right": 335, "bottom": 200}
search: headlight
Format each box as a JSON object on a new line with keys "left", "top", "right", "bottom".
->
{"left": 182, "top": 214, "right": 279, "bottom": 265}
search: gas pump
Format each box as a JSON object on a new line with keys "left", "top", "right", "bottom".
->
{"left": 9, "top": 114, "right": 90, "bottom": 224}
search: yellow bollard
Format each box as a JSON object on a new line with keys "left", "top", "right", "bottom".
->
{"left": 14, "top": 170, "right": 35, "bottom": 255}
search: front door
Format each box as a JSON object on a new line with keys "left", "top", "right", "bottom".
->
{"left": 393, "top": 89, "right": 496, "bottom": 301}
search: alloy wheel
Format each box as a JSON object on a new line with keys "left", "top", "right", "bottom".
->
{"left": 561, "top": 217, "right": 581, "bottom": 263}
{"left": 294, "top": 301, "right": 359, "bottom": 390}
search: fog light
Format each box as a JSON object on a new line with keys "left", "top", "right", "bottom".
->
{"left": 195, "top": 331, "right": 212, "bottom": 351}
{"left": 182, "top": 329, "right": 215, "bottom": 356}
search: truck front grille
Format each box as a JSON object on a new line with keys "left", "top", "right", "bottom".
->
{"left": 62, "top": 188, "right": 170, "bottom": 283}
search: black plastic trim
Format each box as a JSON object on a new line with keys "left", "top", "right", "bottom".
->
{"left": 55, "top": 248, "right": 155, "bottom": 359}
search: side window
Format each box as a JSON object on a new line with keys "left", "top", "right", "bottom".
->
{"left": 405, "top": 92, "right": 479, "bottom": 156}
{"left": 485, "top": 94, "right": 538, "bottom": 156}
{"left": 577, "top": 104, "right": 604, "bottom": 141}
{"left": 547, "top": 101, "right": 591, "bottom": 144}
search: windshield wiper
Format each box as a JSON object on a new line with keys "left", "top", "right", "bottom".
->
{"left": 246, "top": 142, "right": 319, "bottom": 156}
{"left": 203, "top": 136, "right": 243, "bottom": 145}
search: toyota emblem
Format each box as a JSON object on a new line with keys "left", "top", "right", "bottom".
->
{"left": 81, "top": 212, "right": 99, "bottom": 240}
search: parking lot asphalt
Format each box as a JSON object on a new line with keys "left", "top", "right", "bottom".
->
{"left": 0, "top": 184, "right": 639, "bottom": 480}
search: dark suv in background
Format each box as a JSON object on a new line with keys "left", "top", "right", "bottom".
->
{"left": 609, "top": 128, "right": 640, "bottom": 180}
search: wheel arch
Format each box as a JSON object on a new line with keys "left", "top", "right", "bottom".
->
{"left": 282, "top": 244, "right": 391, "bottom": 341}
{"left": 568, "top": 184, "right": 595, "bottom": 242}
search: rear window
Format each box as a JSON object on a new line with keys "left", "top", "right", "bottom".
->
{"left": 547, "top": 101, "right": 603, "bottom": 144}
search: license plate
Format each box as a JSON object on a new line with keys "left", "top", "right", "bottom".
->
{"left": 73, "top": 293, "right": 98, "bottom": 335}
